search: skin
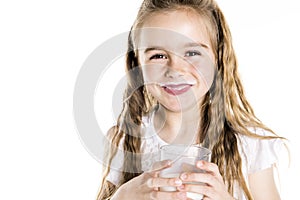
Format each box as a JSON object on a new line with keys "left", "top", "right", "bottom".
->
{"left": 249, "top": 166, "right": 281, "bottom": 200}
{"left": 111, "top": 10, "right": 281, "bottom": 200}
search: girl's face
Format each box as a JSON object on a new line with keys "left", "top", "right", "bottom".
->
{"left": 136, "top": 10, "right": 215, "bottom": 112}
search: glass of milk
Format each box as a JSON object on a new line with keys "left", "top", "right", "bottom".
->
{"left": 159, "top": 144, "right": 211, "bottom": 200}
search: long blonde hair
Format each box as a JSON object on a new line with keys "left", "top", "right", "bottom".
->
{"left": 97, "top": 0, "right": 282, "bottom": 199}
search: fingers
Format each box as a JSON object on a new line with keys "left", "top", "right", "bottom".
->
{"left": 147, "top": 176, "right": 183, "bottom": 188}
{"left": 146, "top": 175, "right": 187, "bottom": 200}
{"left": 177, "top": 174, "right": 219, "bottom": 199}
{"left": 150, "top": 190, "right": 187, "bottom": 200}
{"left": 196, "top": 160, "right": 219, "bottom": 174}
{"left": 196, "top": 160, "right": 224, "bottom": 182}
{"left": 177, "top": 161, "right": 230, "bottom": 200}
{"left": 147, "top": 160, "right": 227, "bottom": 199}
{"left": 177, "top": 182, "right": 214, "bottom": 197}
{"left": 179, "top": 172, "right": 217, "bottom": 187}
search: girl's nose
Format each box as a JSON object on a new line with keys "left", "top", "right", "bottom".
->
{"left": 165, "top": 55, "right": 187, "bottom": 78}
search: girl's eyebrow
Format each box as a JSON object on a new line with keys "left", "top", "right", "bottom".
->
{"left": 143, "top": 42, "right": 209, "bottom": 53}
{"left": 184, "top": 42, "right": 209, "bottom": 49}
{"left": 143, "top": 47, "right": 164, "bottom": 53}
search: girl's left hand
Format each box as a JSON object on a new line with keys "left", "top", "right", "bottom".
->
{"left": 178, "top": 160, "right": 234, "bottom": 200}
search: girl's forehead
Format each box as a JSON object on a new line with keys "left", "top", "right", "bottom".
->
{"left": 135, "top": 28, "right": 209, "bottom": 53}
{"left": 135, "top": 10, "right": 212, "bottom": 51}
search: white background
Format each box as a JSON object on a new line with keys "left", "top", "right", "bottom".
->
{"left": 0, "top": 0, "right": 299, "bottom": 199}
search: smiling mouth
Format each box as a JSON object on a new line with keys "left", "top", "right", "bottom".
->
{"left": 161, "top": 83, "right": 194, "bottom": 96}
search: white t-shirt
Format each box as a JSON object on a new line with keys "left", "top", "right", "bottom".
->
{"left": 106, "top": 109, "right": 285, "bottom": 199}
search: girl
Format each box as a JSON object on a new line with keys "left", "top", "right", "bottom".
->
{"left": 98, "top": 0, "right": 285, "bottom": 199}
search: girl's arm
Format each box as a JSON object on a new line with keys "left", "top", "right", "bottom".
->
{"left": 248, "top": 166, "right": 281, "bottom": 200}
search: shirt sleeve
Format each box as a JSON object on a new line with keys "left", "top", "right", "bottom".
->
{"left": 241, "top": 128, "right": 285, "bottom": 174}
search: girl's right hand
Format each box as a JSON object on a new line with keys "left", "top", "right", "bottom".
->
{"left": 111, "top": 160, "right": 187, "bottom": 200}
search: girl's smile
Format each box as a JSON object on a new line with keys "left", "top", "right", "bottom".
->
{"left": 161, "top": 83, "right": 195, "bottom": 96}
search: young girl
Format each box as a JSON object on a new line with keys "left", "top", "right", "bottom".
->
{"left": 97, "top": 0, "right": 285, "bottom": 199}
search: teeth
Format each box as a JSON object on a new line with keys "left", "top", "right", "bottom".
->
{"left": 159, "top": 81, "right": 196, "bottom": 87}
{"left": 165, "top": 85, "right": 188, "bottom": 90}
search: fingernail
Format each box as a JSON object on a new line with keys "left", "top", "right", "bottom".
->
{"left": 197, "top": 161, "right": 204, "bottom": 168}
{"left": 174, "top": 178, "right": 182, "bottom": 186}
{"left": 180, "top": 173, "right": 187, "bottom": 180}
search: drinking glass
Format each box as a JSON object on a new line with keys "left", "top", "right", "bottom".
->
{"left": 159, "top": 144, "right": 211, "bottom": 200}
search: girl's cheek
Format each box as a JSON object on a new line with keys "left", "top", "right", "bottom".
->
{"left": 142, "top": 66, "right": 166, "bottom": 85}
{"left": 191, "top": 60, "right": 215, "bottom": 85}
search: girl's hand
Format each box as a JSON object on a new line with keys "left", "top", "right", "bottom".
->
{"left": 178, "top": 160, "right": 234, "bottom": 200}
{"left": 112, "top": 160, "right": 187, "bottom": 200}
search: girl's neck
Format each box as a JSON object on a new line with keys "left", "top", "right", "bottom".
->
{"left": 153, "top": 104, "right": 201, "bottom": 144}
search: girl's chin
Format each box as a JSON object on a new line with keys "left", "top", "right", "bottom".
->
{"left": 159, "top": 94, "right": 202, "bottom": 112}
{"left": 160, "top": 102, "right": 198, "bottom": 113}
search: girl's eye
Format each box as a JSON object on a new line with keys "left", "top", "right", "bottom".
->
{"left": 149, "top": 54, "right": 168, "bottom": 60}
{"left": 185, "top": 51, "right": 201, "bottom": 57}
